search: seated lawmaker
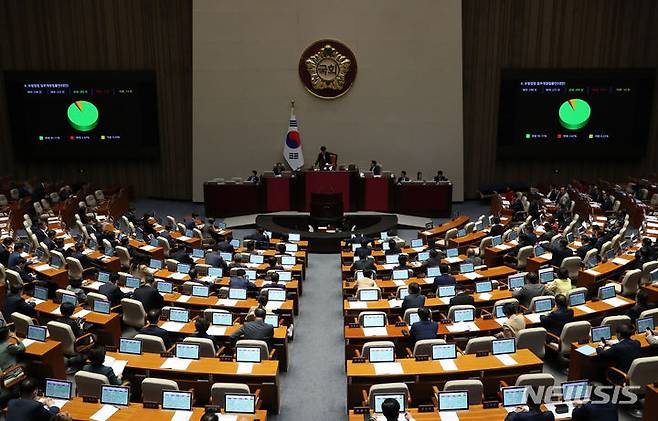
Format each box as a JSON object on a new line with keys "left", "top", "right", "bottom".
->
{"left": 432, "top": 264, "right": 456, "bottom": 291}
{"left": 449, "top": 284, "right": 474, "bottom": 306}
{"left": 263, "top": 272, "right": 286, "bottom": 289}
{"left": 4, "top": 284, "right": 37, "bottom": 320}
{"left": 409, "top": 307, "right": 437, "bottom": 344}
{"left": 385, "top": 239, "right": 401, "bottom": 255}
{"left": 81, "top": 345, "right": 122, "bottom": 385}
{"left": 0, "top": 326, "right": 25, "bottom": 371}
{"left": 595, "top": 323, "right": 641, "bottom": 373}
{"left": 512, "top": 273, "right": 546, "bottom": 308}
{"left": 98, "top": 272, "right": 129, "bottom": 306}
{"left": 351, "top": 256, "right": 376, "bottom": 274}
{"left": 139, "top": 309, "right": 172, "bottom": 349}
{"left": 545, "top": 268, "right": 573, "bottom": 296}
{"left": 393, "top": 254, "right": 411, "bottom": 271}
{"left": 229, "top": 308, "right": 274, "bottom": 348}
{"left": 504, "top": 395, "right": 554, "bottom": 421}
{"left": 401, "top": 282, "right": 425, "bottom": 312}
{"left": 7, "top": 378, "right": 62, "bottom": 421}
{"left": 495, "top": 303, "right": 526, "bottom": 339}
{"left": 540, "top": 294, "right": 573, "bottom": 337}
{"left": 132, "top": 275, "right": 164, "bottom": 312}
{"left": 229, "top": 269, "right": 256, "bottom": 291}
{"left": 355, "top": 240, "right": 372, "bottom": 260}
{"left": 433, "top": 170, "right": 448, "bottom": 182}
{"left": 355, "top": 269, "right": 377, "bottom": 289}
{"left": 551, "top": 239, "right": 574, "bottom": 267}
{"left": 626, "top": 289, "right": 654, "bottom": 322}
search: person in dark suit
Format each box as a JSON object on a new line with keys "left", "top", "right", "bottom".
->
{"left": 432, "top": 265, "right": 456, "bottom": 291}
{"left": 132, "top": 276, "right": 164, "bottom": 312}
{"left": 550, "top": 239, "right": 574, "bottom": 267}
{"left": 538, "top": 223, "right": 557, "bottom": 244}
{"left": 9, "top": 258, "right": 36, "bottom": 285}
{"left": 7, "top": 243, "right": 24, "bottom": 269}
{"left": 350, "top": 256, "right": 377, "bottom": 274}
{"left": 139, "top": 309, "right": 172, "bottom": 349}
{"left": 229, "top": 308, "right": 274, "bottom": 347}
{"left": 56, "top": 302, "right": 84, "bottom": 338}
{"left": 0, "top": 237, "right": 13, "bottom": 267}
{"left": 7, "top": 378, "right": 62, "bottom": 421}
{"left": 576, "top": 236, "right": 597, "bottom": 259}
{"left": 216, "top": 239, "right": 235, "bottom": 253}
{"left": 401, "top": 282, "right": 425, "bottom": 312}
{"left": 540, "top": 294, "right": 574, "bottom": 337}
{"left": 595, "top": 323, "right": 641, "bottom": 373}
{"left": 397, "top": 171, "right": 410, "bottom": 184}
{"left": 314, "top": 146, "right": 331, "bottom": 169}
{"left": 272, "top": 162, "right": 285, "bottom": 175}
{"left": 245, "top": 228, "right": 268, "bottom": 243}
{"left": 571, "top": 400, "right": 618, "bottom": 421}
{"left": 355, "top": 240, "right": 372, "bottom": 260}
{"left": 489, "top": 217, "right": 505, "bottom": 237}
{"left": 70, "top": 242, "right": 98, "bottom": 268}
{"left": 523, "top": 225, "right": 538, "bottom": 245}
{"left": 4, "top": 285, "right": 37, "bottom": 320}
{"left": 81, "top": 345, "right": 122, "bottom": 385}
{"left": 449, "top": 285, "right": 475, "bottom": 306}
{"left": 205, "top": 248, "right": 229, "bottom": 272}
{"left": 433, "top": 170, "right": 448, "bottom": 182}
{"left": 385, "top": 239, "right": 401, "bottom": 255}
{"left": 98, "top": 273, "right": 129, "bottom": 306}
{"left": 33, "top": 222, "right": 49, "bottom": 243}
{"left": 229, "top": 269, "right": 256, "bottom": 291}
{"left": 421, "top": 249, "right": 443, "bottom": 270}
{"left": 409, "top": 307, "right": 438, "bottom": 344}
{"left": 193, "top": 317, "right": 217, "bottom": 349}
{"left": 394, "top": 254, "right": 411, "bottom": 271}
{"left": 504, "top": 396, "right": 554, "bottom": 421}
{"left": 512, "top": 272, "right": 546, "bottom": 308}
{"left": 263, "top": 272, "right": 286, "bottom": 290}
{"left": 626, "top": 289, "right": 655, "bottom": 321}
{"left": 247, "top": 170, "right": 259, "bottom": 183}
{"left": 369, "top": 160, "right": 382, "bottom": 175}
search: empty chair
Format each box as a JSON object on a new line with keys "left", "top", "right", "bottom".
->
{"left": 639, "top": 308, "right": 658, "bottom": 327}
{"left": 463, "top": 336, "right": 495, "bottom": 354}
{"left": 599, "top": 241, "right": 613, "bottom": 260}
{"left": 516, "top": 327, "right": 547, "bottom": 359}
{"left": 641, "top": 261, "right": 658, "bottom": 285}
{"left": 464, "top": 222, "right": 475, "bottom": 234}
{"left": 478, "top": 236, "right": 493, "bottom": 256}
{"left": 512, "top": 246, "right": 533, "bottom": 269}
{"left": 360, "top": 341, "right": 395, "bottom": 360}
{"left": 177, "top": 223, "right": 187, "bottom": 234}
{"left": 121, "top": 298, "right": 146, "bottom": 328}
{"left": 367, "top": 383, "right": 409, "bottom": 410}
{"left": 560, "top": 256, "right": 582, "bottom": 280}
{"left": 583, "top": 248, "right": 599, "bottom": 266}
{"left": 203, "top": 308, "right": 231, "bottom": 322}
{"left": 46, "top": 321, "right": 96, "bottom": 358}
{"left": 11, "top": 313, "right": 36, "bottom": 337}
{"left": 75, "top": 371, "right": 108, "bottom": 398}
{"left": 181, "top": 281, "right": 202, "bottom": 295}
{"left": 606, "top": 355, "right": 658, "bottom": 418}
{"left": 134, "top": 334, "right": 167, "bottom": 354}
{"left": 600, "top": 316, "right": 631, "bottom": 337}
{"left": 66, "top": 257, "right": 84, "bottom": 281}
{"left": 183, "top": 337, "right": 216, "bottom": 357}
{"left": 211, "top": 383, "right": 252, "bottom": 408}
{"left": 195, "top": 264, "right": 210, "bottom": 276}
{"left": 443, "top": 380, "right": 484, "bottom": 404}
{"left": 412, "top": 339, "right": 447, "bottom": 357}
{"left": 528, "top": 296, "right": 555, "bottom": 313}
{"left": 115, "top": 246, "right": 131, "bottom": 270}
{"left": 236, "top": 339, "right": 272, "bottom": 360}
{"left": 164, "top": 259, "right": 179, "bottom": 272}
{"left": 616, "top": 269, "right": 642, "bottom": 296}
{"left": 157, "top": 237, "right": 171, "bottom": 257}
{"left": 86, "top": 292, "right": 109, "bottom": 309}
{"left": 514, "top": 373, "right": 555, "bottom": 394}
{"left": 436, "top": 228, "right": 457, "bottom": 248}
{"left": 545, "top": 321, "right": 591, "bottom": 356}
{"left": 447, "top": 305, "right": 476, "bottom": 322}
{"left": 142, "top": 378, "right": 179, "bottom": 403}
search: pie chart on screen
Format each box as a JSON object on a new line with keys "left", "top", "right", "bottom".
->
{"left": 558, "top": 98, "right": 591, "bottom": 130}
{"left": 67, "top": 100, "right": 99, "bottom": 132}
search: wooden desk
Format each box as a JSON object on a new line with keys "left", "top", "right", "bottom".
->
{"left": 643, "top": 384, "right": 658, "bottom": 421}
{"left": 162, "top": 293, "right": 294, "bottom": 317}
{"left": 418, "top": 216, "right": 470, "bottom": 241}
{"left": 22, "top": 339, "right": 66, "bottom": 379}
{"left": 576, "top": 254, "right": 635, "bottom": 288}
{"left": 170, "top": 231, "right": 202, "bottom": 248}
{"left": 448, "top": 232, "right": 487, "bottom": 251}
{"left": 28, "top": 262, "right": 69, "bottom": 288}
{"left": 61, "top": 397, "right": 267, "bottom": 420}
{"left": 129, "top": 239, "right": 165, "bottom": 260}
{"left": 349, "top": 406, "right": 536, "bottom": 421}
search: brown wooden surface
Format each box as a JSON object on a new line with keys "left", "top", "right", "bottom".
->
{"left": 23, "top": 339, "right": 66, "bottom": 380}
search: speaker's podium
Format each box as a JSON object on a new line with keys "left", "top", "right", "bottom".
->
{"left": 309, "top": 193, "right": 343, "bottom": 226}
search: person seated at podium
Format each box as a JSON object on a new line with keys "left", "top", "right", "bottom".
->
{"left": 540, "top": 294, "right": 573, "bottom": 337}
{"left": 421, "top": 249, "right": 444, "bottom": 270}
{"left": 626, "top": 290, "right": 654, "bottom": 322}
{"left": 229, "top": 269, "right": 256, "bottom": 292}
{"left": 272, "top": 162, "right": 286, "bottom": 175}
{"left": 216, "top": 237, "right": 235, "bottom": 254}
{"left": 140, "top": 309, "right": 172, "bottom": 348}
{"left": 513, "top": 273, "right": 546, "bottom": 308}
{"left": 4, "top": 284, "right": 36, "bottom": 320}
{"left": 551, "top": 239, "right": 574, "bottom": 267}
{"left": 369, "top": 160, "right": 382, "bottom": 175}
{"left": 245, "top": 227, "right": 268, "bottom": 243}
{"left": 7, "top": 377, "right": 63, "bottom": 421}
{"left": 355, "top": 240, "right": 372, "bottom": 260}
{"left": 355, "top": 269, "right": 377, "bottom": 289}
{"left": 247, "top": 170, "right": 259, "bottom": 183}
{"left": 230, "top": 308, "right": 274, "bottom": 348}
{"left": 538, "top": 222, "right": 558, "bottom": 244}
{"left": 433, "top": 170, "right": 448, "bottom": 182}
{"left": 397, "top": 171, "right": 410, "bottom": 184}
{"left": 463, "top": 248, "right": 482, "bottom": 266}
{"left": 263, "top": 272, "right": 286, "bottom": 290}
{"left": 409, "top": 307, "right": 437, "bottom": 344}
{"left": 0, "top": 326, "right": 25, "bottom": 371}
{"left": 495, "top": 303, "right": 526, "bottom": 339}
{"left": 314, "top": 145, "right": 332, "bottom": 170}
{"left": 595, "top": 323, "right": 641, "bottom": 373}
{"left": 489, "top": 217, "right": 505, "bottom": 237}
{"left": 81, "top": 345, "right": 122, "bottom": 385}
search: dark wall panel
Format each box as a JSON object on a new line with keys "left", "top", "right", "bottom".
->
{"left": 463, "top": 0, "right": 658, "bottom": 197}
{"left": 0, "top": 0, "right": 192, "bottom": 199}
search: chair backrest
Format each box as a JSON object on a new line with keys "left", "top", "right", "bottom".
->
{"left": 620, "top": 269, "right": 641, "bottom": 296}
{"left": 5, "top": 269, "right": 24, "bottom": 288}
{"left": 516, "top": 327, "right": 547, "bottom": 359}
{"left": 599, "top": 241, "right": 612, "bottom": 260}
{"left": 639, "top": 308, "right": 658, "bottom": 327}
{"left": 443, "top": 380, "right": 484, "bottom": 404}
{"left": 412, "top": 339, "right": 447, "bottom": 357}
{"left": 358, "top": 311, "right": 387, "bottom": 327}
{"left": 121, "top": 298, "right": 146, "bottom": 328}
{"left": 368, "top": 383, "right": 409, "bottom": 410}
{"left": 55, "top": 288, "right": 76, "bottom": 303}
{"left": 86, "top": 292, "right": 108, "bottom": 309}
{"left": 195, "top": 264, "right": 210, "bottom": 276}
{"left": 134, "top": 334, "right": 166, "bottom": 354}
{"left": 550, "top": 234, "right": 562, "bottom": 250}
{"left": 444, "top": 228, "right": 457, "bottom": 240}
{"left": 464, "top": 336, "right": 495, "bottom": 354}
{"left": 211, "top": 383, "right": 251, "bottom": 407}
{"left": 600, "top": 316, "right": 631, "bottom": 336}
{"left": 361, "top": 341, "right": 395, "bottom": 360}
{"left": 177, "top": 223, "right": 186, "bottom": 234}
{"left": 157, "top": 237, "right": 171, "bottom": 256}
{"left": 115, "top": 246, "right": 131, "bottom": 268}
{"left": 9, "top": 189, "right": 19, "bottom": 200}
{"left": 641, "top": 261, "right": 658, "bottom": 284}
{"left": 583, "top": 248, "right": 599, "bottom": 266}
{"left": 516, "top": 246, "right": 533, "bottom": 268}
{"left": 203, "top": 308, "right": 231, "bottom": 322}
{"left": 142, "top": 378, "right": 179, "bottom": 403}
{"left": 183, "top": 337, "right": 215, "bottom": 357}
{"left": 50, "top": 192, "right": 60, "bottom": 203}
{"left": 166, "top": 216, "right": 176, "bottom": 227}
{"left": 0, "top": 194, "right": 7, "bottom": 206}
{"left": 479, "top": 236, "right": 493, "bottom": 255}
{"left": 11, "top": 313, "right": 35, "bottom": 337}
{"left": 66, "top": 257, "right": 84, "bottom": 280}
{"left": 236, "top": 339, "right": 269, "bottom": 360}
{"left": 492, "top": 298, "right": 519, "bottom": 313}
{"left": 559, "top": 321, "right": 591, "bottom": 354}
{"left": 181, "top": 281, "right": 202, "bottom": 295}
{"left": 464, "top": 222, "right": 475, "bottom": 234}
{"left": 0, "top": 264, "right": 5, "bottom": 285}
{"left": 74, "top": 371, "right": 108, "bottom": 398}
{"left": 165, "top": 258, "right": 179, "bottom": 272}
{"left": 560, "top": 257, "right": 582, "bottom": 280}
{"left": 627, "top": 356, "right": 658, "bottom": 387}
{"left": 528, "top": 296, "right": 555, "bottom": 313}
{"left": 447, "top": 305, "right": 476, "bottom": 322}
{"left": 46, "top": 321, "right": 76, "bottom": 356}
{"left": 515, "top": 373, "right": 555, "bottom": 394}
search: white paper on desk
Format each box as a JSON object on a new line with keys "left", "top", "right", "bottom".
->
{"left": 265, "top": 302, "right": 283, "bottom": 311}
{"left": 575, "top": 345, "right": 597, "bottom": 356}
{"left": 540, "top": 253, "right": 553, "bottom": 259}
{"left": 381, "top": 264, "right": 396, "bottom": 270}
{"left": 171, "top": 410, "right": 194, "bottom": 421}
{"left": 161, "top": 321, "right": 186, "bottom": 332}
{"left": 73, "top": 309, "right": 91, "bottom": 318}
{"left": 50, "top": 306, "right": 62, "bottom": 316}
{"left": 86, "top": 281, "right": 102, "bottom": 290}
{"left": 373, "top": 362, "right": 403, "bottom": 375}
{"left": 575, "top": 305, "right": 595, "bottom": 314}
{"left": 176, "top": 295, "right": 191, "bottom": 303}
{"left": 544, "top": 402, "right": 574, "bottom": 419}
{"left": 50, "top": 399, "right": 69, "bottom": 410}
{"left": 200, "top": 276, "right": 215, "bottom": 283}
{"left": 34, "top": 264, "right": 52, "bottom": 271}
{"left": 647, "top": 229, "right": 658, "bottom": 235}
{"left": 237, "top": 362, "right": 254, "bottom": 374}
{"left": 207, "top": 326, "right": 227, "bottom": 336}
{"left": 413, "top": 247, "right": 425, "bottom": 252}
{"left": 494, "top": 244, "right": 511, "bottom": 251}
{"left": 29, "top": 298, "right": 45, "bottom": 305}
{"left": 445, "top": 257, "right": 463, "bottom": 263}
{"left": 447, "top": 322, "right": 470, "bottom": 333}
{"left": 496, "top": 354, "right": 518, "bottom": 366}
{"left": 478, "top": 293, "right": 492, "bottom": 300}
{"left": 422, "top": 277, "right": 434, "bottom": 284}
{"left": 81, "top": 248, "right": 94, "bottom": 255}
{"left": 141, "top": 245, "right": 156, "bottom": 251}
{"left": 160, "top": 357, "right": 191, "bottom": 370}
{"left": 376, "top": 415, "right": 408, "bottom": 421}
{"left": 90, "top": 404, "right": 119, "bottom": 421}
{"left": 463, "top": 272, "right": 482, "bottom": 280}
{"left": 362, "top": 327, "right": 389, "bottom": 337}
{"left": 282, "top": 265, "right": 295, "bottom": 270}
{"left": 20, "top": 252, "right": 29, "bottom": 258}
{"left": 612, "top": 257, "right": 631, "bottom": 265}
{"left": 439, "top": 359, "right": 458, "bottom": 371}
{"left": 388, "top": 299, "right": 402, "bottom": 308}
{"left": 438, "top": 411, "right": 460, "bottom": 421}
{"left": 216, "top": 415, "right": 238, "bottom": 421}
{"left": 585, "top": 269, "right": 601, "bottom": 276}
{"left": 392, "top": 280, "right": 406, "bottom": 287}
{"left": 504, "top": 405, "right": 528, "bottom": 413}
{"left": 572, "top": 241, "right": 583, "bottom": 248}
{"left": 494, "top": 317, "right": 508, "bottom": 326}
{"left": 21, "top": 339, "right": 35, "bottom": 347}
{"left": 421, "top": 230, "right": 432, "bottom": 236}
{"left": 177, "top": 236, "right": 191, "bottom": 241}
{"left": 603, "top": 297, "right": 628, "bottom": 308}
{"left": 439, "top": 297, "right": 451, "bottom": 305}
{"left": 119, "top": 287, "right": 133, "bottom": 294}
{"left": 216, "top": 299, "right": 238, "bottom": 307}
{"left": 349, "top": 301, "right": 368, "bottom": 309}
{"left": 525, "top": 313, "right": 543, "bottom": 323}
{"left": 169, "top": 272, "right": 188, "bottom": 280}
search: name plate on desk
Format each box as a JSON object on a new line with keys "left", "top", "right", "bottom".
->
{"left": 476, "top": 351, "right": 489, "bottom": 357}
{"left": 352, "top": 357, "right": 366, "bottom": 364}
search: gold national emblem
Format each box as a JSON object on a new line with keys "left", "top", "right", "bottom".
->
{"left": 298, "top": 40, "right": 357, "bottom": 99}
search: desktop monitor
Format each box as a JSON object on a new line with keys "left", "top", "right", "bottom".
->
{"left": 157, "top": 281, "right": 173, "bottom": 294}
{"left": 162, "top": 390, "right": 193, "bottom": 411}
{"left": 538, "top": 268, "right": 554, "bottom": 284}
{"left": 453, "top": 308, "right": 475, "bottom": 323}
{"left": 392, "top": 269, "right": 409, "bottom": 280}
{"left": 267, "top": 289, "right": 286, "bottom": 302}
{"left": 60, "top": 293, "right": 77, "bottom": 306}
{"left": 508, "top": 274, "right": 525, "bottom": 290}
{"left": 605, "top": 249, "right": 615, "bottom": 260}
{"left": 101, "top": 385, "right": 130, "bottom": 406}
{"left": 650, "top": 268, "right": 658, "bottom": 283}
{"left": 192, "top": 285, "right": 210, "bottom": 297}
{"left": 88, "top": 239, "right": 98, "bottom": 250}
{"left": 27, "top": 325, "right": 47, "bottom": 342}
{"left": 438, "top": 285, "right": 456, "bottom": 298}
{"left": 502, "top": 386, "right": 528, "bottom": 407}
{"left": 398, "top": 287, "right": 409, "bottom": 300}
{"left": 192, "top": 248, "right": 204, "bottom": 258}
{"left": 285, "top": 243, "right": 298, "bottom": 252}
{"left": 97, "top": 272, "right": 110, "bottom": 283}
{"left": 382, "top": 242, "right": 390, "bottom": 251}
{"left": 45, "top": 379, "right": 72, "bottom": 400}
{"left": 534, "top": 245, "right": 544, "bottom": 256}
{"left": 591, "top": 325, "right": 612, "bottom": 342}
{"left": 124, "top": 276, "right": 140, "bottom": 289}
{"left": 368, "top": 346, "right": 395, "bottom": 363}
{"left": 175, "top": 343, "right": 200, "bottom": 360}
{"left": 288, "top": 233, "right": 301, "bottom": 242}
{"left": 637, "top": 317, "right": 655, "bottom": 333}
{"left": 119, "top": 338, "right": 142, "bottom": 355}
{"left": 249, "top": 254, "right": 264, "bottom": 264}
{"left": 281, "top": 255, "right": 296, "bottom": 266}
{"left": 380, "top": 232, "right": 388, "bottom": 240}
{"left": 566, "top": 232, "right": 574, "bottom": 243}
{"left": 427, "top": 266, "right": 441, "bottom": 277}
{"left": 358, "top": 289, "right": 379, "bottom": 302}
{"left": 475, "top": 222, "right": 484, "bottom": 231}
{"left": 568, "top": 292, "right": 586, "bottom": 307}
{"left": 437, "top": 391, "right": 469, "bottom": 412}
{"left": 33, "top": 285, "right": 48, "bottom": 301}
{"left": 225, "top": 393, "right": 256, "bottom": 414}
{"left": 417, "top": 251, "right": 430, "bottom": 261}
{"left": 492, "top": 236, "right": 503, "bottom": 246}
{"left": 50, "top": 256, "right": 62, "bottom": 269}
{"left": 264, "top": 314, "right": 279, "bottom": 328}
{"left": 92, "top": 300, "right": 111, "bottom": 314}
{"left": 276, "top": 271, "right": 292, "bottom": 282}
{"left": 236, "top": 346, "right": 262, "bottom": 363}
{"left": 457, "top": 229, "right": 466, "bottom": 237}
{"left": 475, "top": 281, "right": 493, "bottom": 293}
{"left": 212, "top": 312, "right": 233, "bottom": 326}
{"left": 230, "top": 239, "right": 241, "bottom": 248}
{"left": 599, "top": 285, "right": 616, "bottom": 300}
{"left": 494, "top": 305, "right": 506, "bottom": 319}
{"left": 208, "top": 267, "right": 223, "bottom": 278}
{"left": 562, "top": 381, "right": 590, "bottom": 402}
{"left": 220, "top": 252, "right": 232, "bottom": 261}
{"left": 508, "top": 230, "right": 518, "bottom": 241}
{"left": 228, "top": 288, "right": 247, "bottom": 300}
{"left": 411, "top": 239, "right": 423, "bottom": 248}
{"left": 169, "top": 308, "right": 189, "bottom": 323}
{"left": 104, "top": 246, "right": 113, "bottom": 257}
{"left": 492, "top": 338, "right": 516, "bottom": 355}
{"left": 534, "top": 298, "right": 553, "bottom": 313}
{"left": 587, "top": 255, "right": 598, "bottom": 268}
{"left": 385, "top": 254, "right": 399, "bottom": 264}
{"left": 150, "top": 239, "right": 159, "bottom": 247}
{"left": 374, "top": 394, "right": 405, "bottom": 413}
{"left": 351, "top": 244, "right": 359, "bottom": 252}
{"left": 149, "top": 259, "right": 163, "bottom": 270}
{"left": 177, "top": 263, "right": 191, "bottom": 274}
{"left": 432, "top": 343, "right": 457, "bottom": 360}
{"left": 185, "top": 229, "right": 193, "bottom": 238}
{"left": 362, "top": 313, "right": 386, "bottom": 328}
{"left": 408, "top": 312, "right": 420, "bottom": 325}
{"left": 446, "top": 248, "right": 458, "bottom": 258}
{"left": 245, "top": 270, "right": 257, "bottom": 280}
{"left": 459, "top": 263, "right": 474, "bottom": 274}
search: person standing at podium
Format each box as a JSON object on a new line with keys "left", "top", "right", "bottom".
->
{"left": 369, "top": 160, "right": 382, "bottom": 175}
{"left": 314, "top": 146, "right": 332, "bottom": 170}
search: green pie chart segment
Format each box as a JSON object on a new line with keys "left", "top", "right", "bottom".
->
{"left": 558, "top": 98, "right": 591, "bottom": 130}
{"left": 67, "top": 100, "right": 99, "bottom": 132}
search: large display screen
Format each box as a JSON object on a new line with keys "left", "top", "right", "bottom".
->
{"left": 4, "top": 70, "right": 159, "bottom": 160}
{"left": 497, "top": 69, "right": 654, "bottom": 159}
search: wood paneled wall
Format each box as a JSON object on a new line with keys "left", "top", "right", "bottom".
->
{"left": 462, "top": 0, "right": 658, "bottom": 198}
{"left": 0, "top": 0, "right": 192, "bottom": 199}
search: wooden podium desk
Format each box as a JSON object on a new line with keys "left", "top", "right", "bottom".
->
{"left": 302, "top": 170, "right": 353, "bottom": 212}
{"left": 204, "top": 182, "right": 260, "bottom": 217}
{"left": 60, "top": 397, "right": 268, "bottom": 421}
{"left": 22, "top": 339, "right": 66, "bottom": 379}
{"left": 129, "top": 239, "right": 165, "bottom": 260}
{"left": 28, "top": 262, "right": 68, "bottom": 289}
{"left": 263, "top": 174, "right": 292, "bottom": 212}
{"left": 107, "top": 351, "right": 280, "bottom": 413}
{"left": 396, "top": 182, "right": 453, "bottom": 218}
